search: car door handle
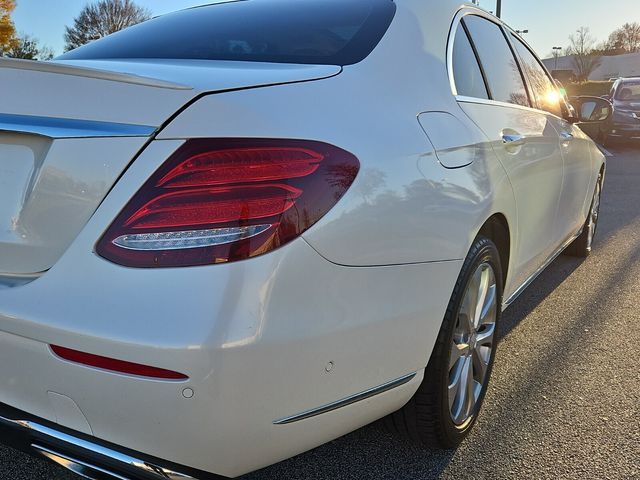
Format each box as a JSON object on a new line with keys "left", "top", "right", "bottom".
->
{"left": 560, "top": 131, "right": 574, "bottom": 140}
{"left": 502, "top": 133, "right": 526, "bottom": 147}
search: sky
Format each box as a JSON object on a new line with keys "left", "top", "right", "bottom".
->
{"left": 480, "top": 0, "right": 638, "bottom": 57}
{"left": 12, "top": 0, "right": 209, "bottom": 55}
{"left": 11, "top": 0, "right": 640, "bottom": 58}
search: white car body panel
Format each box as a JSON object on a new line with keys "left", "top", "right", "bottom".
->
{"left": 0, "top": 134, "right": 148, "bottom": 275}
{"left": 56, "top": 58, "right": 342, "bottom": 93}
{"left": 0, "top": 59, "right": 341, "bottom": 276}
{"left": 0, "top": 57, "right": 192, "bottom": 127}
{"left": 0, "top": 0, "right": 606, "bottom": 478}
{"left": 0, "top": 141, "right": 461, "bottom": 475}
{"left": 0, "top": 57, "right": 340, "bottom": 125}
{"left": 157, "top": 77, "right": 516, "bottom": 269}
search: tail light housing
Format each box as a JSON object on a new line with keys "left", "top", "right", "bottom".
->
{"left": 96, "top": 139, "right": 359, "bottom": 268}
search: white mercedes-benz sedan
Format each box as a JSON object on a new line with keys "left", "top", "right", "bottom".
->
{"left": 0, "top": 0, "right": 609, "bottom": 478}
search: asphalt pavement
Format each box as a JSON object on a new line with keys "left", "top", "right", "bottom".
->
{"left": 2, "top": 145, "right": 639, "bottom": 480}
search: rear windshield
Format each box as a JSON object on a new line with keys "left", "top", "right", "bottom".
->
{"left": 58, "top": 0, "right": 396, "bottom": 66}
{"left": 615, "top": 81, "right": 640, "bottom": 101}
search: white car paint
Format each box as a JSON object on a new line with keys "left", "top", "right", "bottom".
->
{"left": 0, "top": 0, "right": 605, "bottom": 478}
{"left": 0, "top": 59, "right": 339, "bottom": 276}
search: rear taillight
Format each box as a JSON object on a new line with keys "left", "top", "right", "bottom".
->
{"left": 96, "top": 139, "right": 359, "bottom": 268}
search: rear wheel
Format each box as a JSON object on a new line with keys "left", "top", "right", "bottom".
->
{"left": 386, "top": 237, "right": 503, "bottom": 448}
{"left": 565, "top": 173, "right": 602, "bottom": 258}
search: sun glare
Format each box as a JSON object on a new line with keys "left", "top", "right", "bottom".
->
{"left": 546, "top": 89, "right": 561, "bottom": 105}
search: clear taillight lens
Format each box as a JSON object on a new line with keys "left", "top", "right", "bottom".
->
{"left": 96, "top": 139, "right": 359, "bottom": 268}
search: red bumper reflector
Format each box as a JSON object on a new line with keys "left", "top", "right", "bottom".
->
{"left": 50, "top": 345, "right": 188, "bottom": 380}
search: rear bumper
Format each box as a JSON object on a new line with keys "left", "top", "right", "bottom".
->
{"left": 0, "top": 135, "right": 462, "bottom": 477}
{"left": 0, "top": 231, "right": 459, "bottom": 476}
{"left": 0, "top": 402, "right": 222, "bottom": 480}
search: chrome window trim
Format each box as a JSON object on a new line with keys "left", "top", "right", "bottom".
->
{"left": 273, "top": 372, "right": 417, "bottom": 425}
{"left": 455, "top": 95, "right": 570, "bottom": 124}
{"left": 447, "top": 7, "right": 505, "bottom": 98}
{"left": 456, "top": 95, "right": 543, "bottom": 114}
{"left": 0, "top": 113, "right": 156, "bottom": 139}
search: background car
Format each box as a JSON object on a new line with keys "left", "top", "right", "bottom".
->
{"left": 0, "top": 1, "right": 609, "bottom": 479}
{"left": 601, "top": 77, "right": 640, "bottom": 145}
{"left": 570, "top": 95, "right": 614, "bottom": 141}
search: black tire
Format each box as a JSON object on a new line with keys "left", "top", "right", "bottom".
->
{"left": 565, "top": 172, "right": 603, "bottom": 258}
{"left": 386, "top": 236, "right": 503, "bottom": 448}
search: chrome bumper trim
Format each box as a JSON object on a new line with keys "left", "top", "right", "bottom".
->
{"left": 273, "top": 372, "right": 417, "bottom": 425}
{"left": 33, "top": 444, "right": 130, "bottom": 480}
{"left": 0, "top": 411, "right": 207, "bottom": 479}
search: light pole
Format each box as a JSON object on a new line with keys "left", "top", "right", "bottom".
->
{"left": 496, "top": 0, "right": 502, "bottom": 18}
{"left": 552, "top": 47, "right": 563, "bottom": 71}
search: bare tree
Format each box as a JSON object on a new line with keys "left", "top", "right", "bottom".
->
{"left": 5, "top": 34, "right": 54, "bottom": 60}
{"left": 593, "top": 22, "right": 640, "bottom": 56}
{"left": 594, "top": 37, "right": 624, "bottom": 56}
{"left": 64, "top": 0, "right": 150, "bottom": 52}
{"left": 566, "top": 27, "right": 602, "bottom": 82}
{"left": 610, "top": 22, "right": 640, "bottom": 53}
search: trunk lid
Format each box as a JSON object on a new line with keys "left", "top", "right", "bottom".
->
{"left": 0, "top": 58, "right": 340, "bottom": 276}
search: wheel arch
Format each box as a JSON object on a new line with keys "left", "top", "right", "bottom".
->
{"left": 477, "top": 213, "right": 511, "bottom": 289}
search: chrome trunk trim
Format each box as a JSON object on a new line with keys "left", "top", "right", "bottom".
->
{"left": 273, "top": 372, "right": 417, "bottom": 425}
{"left": 0, "top": 113, "right": 156, "bottom": 139}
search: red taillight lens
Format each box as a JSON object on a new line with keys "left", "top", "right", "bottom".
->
{"left": 50, "top": 345, "right": 188, "bottom": 380}
{"left": 96, "top": 139, "right": 359, "bottom": 268}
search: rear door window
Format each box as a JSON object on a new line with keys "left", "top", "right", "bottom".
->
{"left": 59, "top": 0, "right": 396, "bottom": 66}
{"left": 462, "top": 15, "right": 530, "bottom": 107}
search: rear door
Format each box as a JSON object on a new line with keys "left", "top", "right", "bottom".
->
{"left": 508, "top": 33, "right": 594, "bottom": 239}
{"left": 451, "top": 12, "right": 565, "bottom": 296}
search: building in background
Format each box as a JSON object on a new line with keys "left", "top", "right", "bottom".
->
{"left": 543, "top": 52, "right": 640, "bottom": 81}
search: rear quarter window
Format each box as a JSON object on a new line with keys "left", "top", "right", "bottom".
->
{"left": 452, "top": 24, "right": 489, "bottom": 99}
{"left": 59, "top": 0, "right": 396, "bottom": 66}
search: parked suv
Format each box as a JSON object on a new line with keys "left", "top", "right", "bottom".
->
{"left": 0, "top": 1, "right": 610, "bottom": 479}
{"left": 602, "top": 77, "right": 640, "bottom": 145}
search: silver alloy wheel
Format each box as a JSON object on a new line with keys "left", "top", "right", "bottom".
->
{"left": 448, "top": 262, "right": 497, "bottom": 426}
{"left": 587, "top": 179, "right": 602, "bottom": 252}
